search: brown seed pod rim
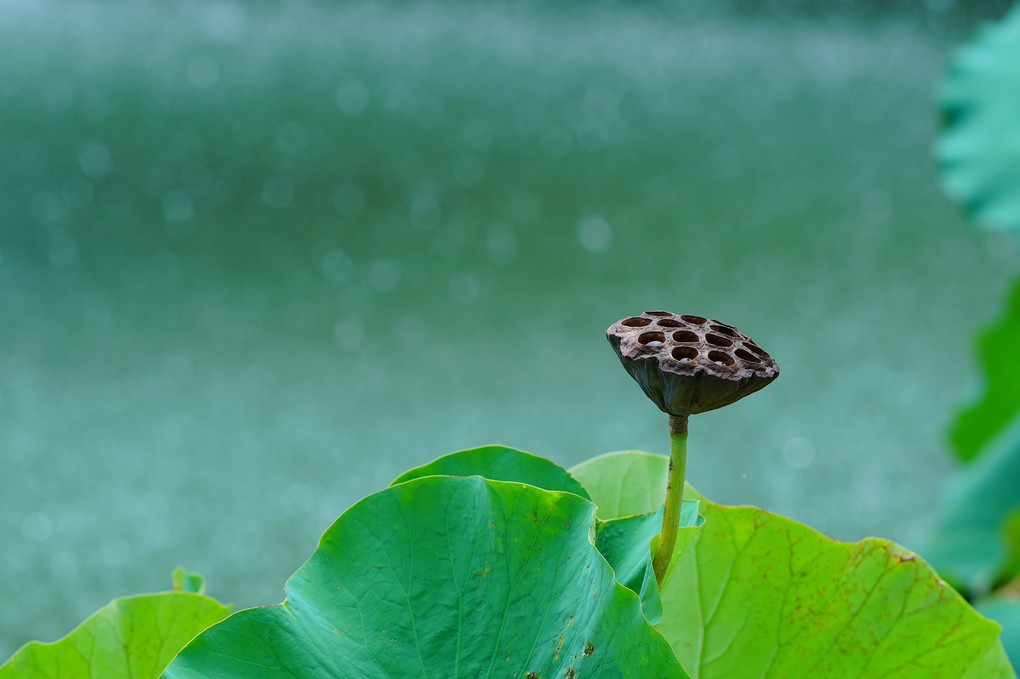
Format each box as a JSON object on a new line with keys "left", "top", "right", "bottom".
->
{"left": 607, "top": 311, "right": 779, "bottom": 381}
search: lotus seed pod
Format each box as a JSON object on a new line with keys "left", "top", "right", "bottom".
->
{"left": 607, "top": 311, "right": 779, "bottom": 417}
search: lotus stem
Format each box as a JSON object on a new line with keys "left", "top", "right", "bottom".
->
{"left": 653, "top": 414, "right": 688, "bottom": 587}
{"left": 607, "top": 311, "right": 778, "bottom": 591}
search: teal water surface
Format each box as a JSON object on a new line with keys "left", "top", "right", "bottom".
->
{"left": 0, "top": 0, "right": 1016, "bottom": 657}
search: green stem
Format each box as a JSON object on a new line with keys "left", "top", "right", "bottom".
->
{"left": 653, "top": 414, "right": 688, "bottom": 587}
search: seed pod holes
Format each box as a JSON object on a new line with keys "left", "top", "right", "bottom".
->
{"left": 607, "top": 311, "right": 779, "bottom": 416}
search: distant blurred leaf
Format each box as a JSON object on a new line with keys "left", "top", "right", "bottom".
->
{"left": 1004, "top": 509, "right": 1020, "bottom": 580}
{"left": 950, "top": 277, "right": 1020, "bottom": 462}
{"left": 925, "top": 413, "right": 1020, "bottom": 592}
{"left": 939, "top": 4, "right": 1020, "bottom": 237}
{"left": 172, "top": 566, "right": 206, "bottom": 595}
{"left": 978, "top": 594, "right": 1020, "bottom": 669}
{"left": 391, "top": 444, "right": 590, "bottom": 499}
{"left": 0, "top": 576, "right": 230, "bottom": 679}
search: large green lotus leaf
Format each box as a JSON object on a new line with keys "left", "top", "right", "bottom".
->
{"left": 949, "top": 277, "right": 1020, "bottom": 462}
{"left": 394, "top": 445, "right": 693, "bottom": 621}
{"left": 0, "top": 580, "right": 231, "bottom": 679}
{"left": 576, "top": 451, "right": 1016, "bottom": 678}
{"left": 571, "top": 450, "right": 668, "bottom": 518}
{"left": 660, "top": 499, "right": 1015, "bottom": 678}
{"left": 938, "top": 4, "right": 1020, "bottom": 238}
{"left": 392, "top": 444, "right": 590, "bottom": 499}
{"left": 162, "top": 475, "right": 687, "bottom": 679}
{"left": 924, "top": 413, "right": 1020, "bottom": 591}
{"left": 979, "top": 595, "right": 1020, "bottom": 668}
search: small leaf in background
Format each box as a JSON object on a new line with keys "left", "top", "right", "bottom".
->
{"left": 163, "top": 476, "right": 687, "bottom": 679}
{"left": 979, "top": 592, "right": 1020, "bottom": 667}
{"left": 949, "top": 278, "right": 1020, "bottom": 462}
{"left": 595, "top": 501, "right": 703, "bottom": 625}
{"left": 924, "top": 413, "right": 1020, "bottom": 593}
{"left": 576, "top": 451, "right": 1016, "bottom": 678}
{"left": 571, "top": 452, "right": 703, "bottom": 623}
{"left": 0, "top": 574, "right": 230, "bottom": 679}
{"left": 392, "top": 444, "right": 591, "bottom": 499}
{"left": 172, "top": 566, "right": 206, "bottom": 595}
{"left": 938, "top": 3, "right": 1020, "bottom": 239}
{"left": 1002, "top": 509, "right": 1020, "bottom": 583}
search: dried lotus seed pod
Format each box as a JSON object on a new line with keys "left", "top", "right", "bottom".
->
{"left": 606, "top": 311, "right": 779, "bottom": 417}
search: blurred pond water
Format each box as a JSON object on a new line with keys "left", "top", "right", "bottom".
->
{"left": 1, "top": 0, "right": 1017, "bottom": 655}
